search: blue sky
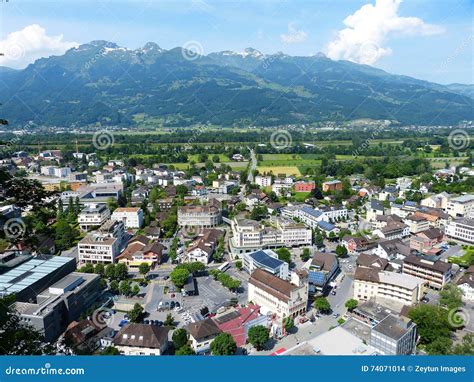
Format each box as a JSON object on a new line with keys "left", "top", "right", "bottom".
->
{"left": 0, "top": 0, "right": 472, "bottom": 84}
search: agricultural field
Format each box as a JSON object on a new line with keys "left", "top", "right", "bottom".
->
{"left": 257, "top": 154, "right": 321, "bottom": 175}
{"left": 257, "top": 166, "right": 302, "bottom": 176}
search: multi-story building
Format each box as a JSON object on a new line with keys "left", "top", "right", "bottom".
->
{"left": 248, "top": 269, "right": 309, "bottom": 321}
{"left": 446, "top": 194, "right": 474, "bottom": 218}
{"left": 457, "top": 266, "right": 474, "bottom": 302}
{"left": 116, "top": 235, "right": 163, "bottom": 269}
{"left": 373, "top": 221, "right": 409, "bottom": 240}
{"left": 255, "top": 175, "right": 272, "bottom": 187}
{"left": 322, "top": 180, "right": 342, "bottom": 192}
{"left": 0, "top": 255, "right": 76, "bottom": 301}
{"left": 177, "top": 199, "right": 221, "bottom": 227}
{"left": 113, "top": 324, "right": 169, "bottom": 356}
{"left": 445, "top": 218, "right": 474, "bottom": 244}
{"left": 185, "top": 229, "right": 223, "bottom": 265}
{"left": 409, "top": 228, "right": 443, "bottom": 253}
{"left": 402, "top": 255, "right": 452, "bottom": 290}
{"left": 15, "top": 272, "right": 101, "bottom": 342}
{"left": 60, "top": 183, "right": 123, "bottom": 208}
{"left": 78, "top": 220, "right": 124, "bottom": 264}
{"left": 303, "top": 252, "right": 339, "bottom": 294}
{"left": 243, "top": 249, "right": 289, "bottom": 280}
{"left": 366, "top": 199, "right": 385, "bottom": 222}
{"left": 295, "top": 205, "right": 347, "bottom": 229}
{"left": 354, "top": 267, "right": 426, "bottom": 305}
{"left": 78, "top": 204, "right": 111, "bottom": 231}
{"left": 186, "top": 318, "right": 221, "bottom": 354}
{"left": 111, "top": 207, "right": 144, "bottom": 229}
{"left": 230, "top": 218, "right": 311, "bottom": 255}
{"left": 272, "top": 178, "right": 293, "bottom": 196}
{"left": 421, "top": 192, "right": 450, "bottom": 210}
{"left": 403, "top": 214, "right": 430, "bottom": 234}
{"left": 370, "top": 315, "right": 417, "bottom": 355}
{"left": 294, "top": 181, "right": 315, "bottom": 192}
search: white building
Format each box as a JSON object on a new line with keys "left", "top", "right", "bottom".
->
{"left": 294, "top": 205, "right": 348, "bottom": 229}
{"left": 354, "top": 267, "right": 426, "bottom": 305}
{"left": 421, "top": 192, "right": 450, "bottom": 210}
{"left": 248, "top": 269, "right": 308, "bottom": 320}
{"left": 78, "top": 220, "right": 124, "bottom": 264}
{"left": 41, "top": 166, "right": 71, "bottom": 178}
{"left": 447, "top": 195, "right": 474, "bottom": 219}
{"left": 111, "top": 207, "right": 144, "bottom": 229}
{"left": 457, "top": 267, "right": 474, "bottom": 302}
{"left": 230, "top": 218, "right": 311, "bottom": 255}
{"left": 177, "top": 199, "right": 221, "bottom": 227}
{"left": 255, "top": 175, "right": 272, "bottom": 187}
{"left": 243, "top": 249, "right": 289, "bottom": 280}
{"left": 445, "top": 218, "right": 474, "bottom": 244}
{"left": 78, "top": 204, "right": 111, "bottom": 231}
{"left": 113, "top": 323, "right": 168, "bottom": 356}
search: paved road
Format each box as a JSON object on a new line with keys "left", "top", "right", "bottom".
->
{"left": 247, "top": 148, "right": 257, "bottom": 183}
{"left": 328, "top": 273, "right": 354, "bottom": 315}
{"left": 144, "top": 283, "right": 164, "bottom": 313}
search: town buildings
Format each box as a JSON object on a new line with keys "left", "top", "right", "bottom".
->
{"left": 185, "top": 229, "right": 223, "bottom": 264}
{"left": 78, "top": 204, "right": 111, "bottom": 231}
{"left": 177, "top": 199, "right": 222, "bottom": 227}
{"left": 78, "top": 220, "right": 125, "bottom": 264}
{"left": 248, "top": 269, "right": 309, "bottom": 321}
{"left": 230, "top": 218, "right": 311, "bottom": 255}
{"left": 303, "top": 252, "right": 339, "bottom": 294}
{"left": 113, "top": 324, "right": 169, "bottom": 355}
{"left": 402, "top": 255, "right": 452, "bottom": 290}
{"left": 445, "top": 218, "right": 474, "bottom": 244}
{"left": 447, "top": 195, "right": 474, "bottom": 219}
{"left": 243, "top": 249, "right": 289, "bottom": 280}
{"left": 111, "top": 207, "right": 144, "bottom": 229}
{"left": 354, "top": 267, "right": 426, "bottom": 305}
{"left": 186, "top": 318, "right": 221, "bottom": 354}
{"left": 116, "top": 235, "right": 163, "bottom": 269}
{"left": 322, "top": 180, "right": 342, "bottom": 192}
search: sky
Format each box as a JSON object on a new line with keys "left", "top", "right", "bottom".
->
{"left": 0, "top": 0, "right": 472, "bottom": 84}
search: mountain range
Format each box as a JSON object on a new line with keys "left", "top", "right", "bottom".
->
{"left": 0, "top": 40, "right": 472, "bottom": 128}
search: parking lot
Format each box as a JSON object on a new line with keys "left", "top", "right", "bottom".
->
{"left": 182, "top": 275, "right": 235, "bottom": 315}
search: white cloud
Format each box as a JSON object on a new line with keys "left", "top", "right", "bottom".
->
{"left": 0, "top": 24, "right": 78, "bottom": 69}
{"left": 280, "top": 23, "right": 308, "bottom": 44}
{"left": 326, "top": 0, "right": 445, "bottom": 65}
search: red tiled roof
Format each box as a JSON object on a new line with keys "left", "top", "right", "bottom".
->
{"left": 214, "top": 304, "right": 261, "bottom": 347}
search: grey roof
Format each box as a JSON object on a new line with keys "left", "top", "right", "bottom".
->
{"left": 372, "top": 314, "right": 415, "bottom": 340}
{"left": 0, "top": 255, "right": 74, "bottom": 296}
{"left": 370, "top": 200, "right": 384, "bottom": 211}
